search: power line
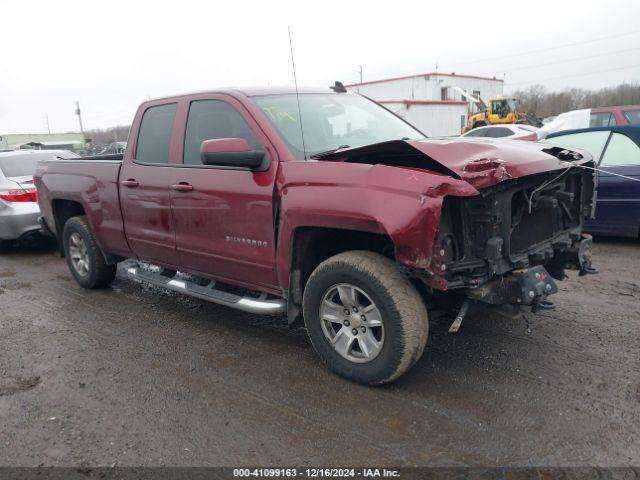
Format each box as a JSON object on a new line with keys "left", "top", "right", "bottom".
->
{"left": 440, "top": 29, "right": 640, "bottom": 70}
{"left": 506, "top": 63, "right": 640, "bottom": 88}
{"left": 477, "top": 46, "right": 640, "bottom": 76}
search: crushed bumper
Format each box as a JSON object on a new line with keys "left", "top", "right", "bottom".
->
{"left": 0, "top": 201, "right": 41, "bottom": 240}
{"left": 466, "top": 265, "right": 558, "bottom": 310}
{"left": 547, "top": 233, "right": 598, "bottom": 278}
{"left": 574, "top": 234, "right": 597, "bottom": 276}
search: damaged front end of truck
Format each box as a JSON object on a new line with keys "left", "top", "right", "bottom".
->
{"left": 319, "top": 138, "right": 597, "bottom": 328}
{"left": 419, "top": 141, "right": 597, "bottom": 327}
{"left": 433, "top": 163, "right": 596, "bottom": 312}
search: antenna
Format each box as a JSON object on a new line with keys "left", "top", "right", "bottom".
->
{"left": 288, "top": 26, "right": 308, "bottom": 160}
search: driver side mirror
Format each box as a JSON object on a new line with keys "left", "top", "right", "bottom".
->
{"left": 200, "top": 138, "right": 266, "bottom": 170}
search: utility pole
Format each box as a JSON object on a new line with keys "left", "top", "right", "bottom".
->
{"left": 75, "top": 101, "right": 85, "bottom": 141}
{"left": 45, "top": 114, "right": 51, "bottom": 134}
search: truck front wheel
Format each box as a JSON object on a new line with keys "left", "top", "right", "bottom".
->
{"left": 62, "top": 216, "right": 117, "bottom": 289}
{"left": 303, "top": 251, "right": 428, "bottom": 385}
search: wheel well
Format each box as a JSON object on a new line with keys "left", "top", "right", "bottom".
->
{"left": 52, "top": 200, "right": 86, "bottom": 255}
{"left": 288, "top": 227, "right": 394, "bottom": 310}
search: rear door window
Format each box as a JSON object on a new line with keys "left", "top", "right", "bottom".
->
{"left": 545, "top": 131, "right": 611, "bottom": 162}
{"left": 135, "top": 103, "right": 177, "bottom": 164}
{"left": 622, "top": 110, "right": 640, "bottom": 125}
{"left": 600, "top": 133, "right": 640, "bottom": 167}
{"left": 589, "top": 112, "right": 616, "bottom": 127}
{"left": 484, "top": 127, "right": 513, "bottom": 138}
{"left": 464, "top": 128, "right": 487, "bottom": 137}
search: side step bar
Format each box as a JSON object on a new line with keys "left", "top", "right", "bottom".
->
{"left": 127, "top": 266, "right": 286, "bottom": 316}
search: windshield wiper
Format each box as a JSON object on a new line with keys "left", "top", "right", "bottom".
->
{"left": 309, "top": 145, "right": 351, "bottom": 159}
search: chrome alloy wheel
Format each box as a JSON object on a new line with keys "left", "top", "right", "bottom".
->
{"left": 319, "top": 283, "right": 384, "bottom": 363}
{"left": 68, "top": 232, "right": 90, "bottom": 276}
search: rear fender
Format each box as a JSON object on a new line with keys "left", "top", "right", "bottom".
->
{"left": 36, "top": 161, "right": 130, "bottom": 258}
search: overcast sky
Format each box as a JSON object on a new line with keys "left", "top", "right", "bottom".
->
{"left": 1, "top": 0, "right": 639, "bottom": 134}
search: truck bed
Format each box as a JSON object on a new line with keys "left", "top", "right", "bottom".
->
{"left": 36, "top": 157, "right": 130, "bottom": 258}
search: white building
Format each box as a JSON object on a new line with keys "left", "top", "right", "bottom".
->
{"left": 347, "top": 72, "right": 504, "bottom": 137}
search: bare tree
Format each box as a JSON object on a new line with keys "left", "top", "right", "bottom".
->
{"left": 85, "top": 125, "right": 131, "bottom": 146}
{"left": 512, "top": 83, "right": 640, "bottom": 118}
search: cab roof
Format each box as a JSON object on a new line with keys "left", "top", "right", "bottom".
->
{"left": 146, "top": 86, "right": 344, "bottom": 103}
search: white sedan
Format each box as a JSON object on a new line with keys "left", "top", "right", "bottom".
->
{"left": 462, "top": 124, "right": 539, "bottom": 141}
{"left": 0, "top": 149, "right": 78, "bottom": 252}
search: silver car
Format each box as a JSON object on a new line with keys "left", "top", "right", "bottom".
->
{"left": 0, "top": 150, "right": 78, "bottom": 252}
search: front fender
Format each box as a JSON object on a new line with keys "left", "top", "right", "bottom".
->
{"left": 275, "top": 161, "right": 478, "bottom": 289}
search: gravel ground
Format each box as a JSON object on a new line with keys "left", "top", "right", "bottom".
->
{"left": 0, "top": 238, "right": 638, "bottom": 467}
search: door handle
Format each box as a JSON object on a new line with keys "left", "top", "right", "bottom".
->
{"left": 121, "top": 179, "right": 139, "bottom": 188}
{"left": 171, "top": 182, "right": 194, "bottom": 192}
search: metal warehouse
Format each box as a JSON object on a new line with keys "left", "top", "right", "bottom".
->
{"left": 0, "top": 132, "right": 85, "bottom": 151}
{"left": 347, "top": 72, "right": 504, "bottom": 136}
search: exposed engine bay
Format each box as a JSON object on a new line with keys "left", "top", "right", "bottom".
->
{"left": 434, "top": 164, "right": 596, "bottom": 310}
{"left": 317, "top": 137, "right": 597, "bottom": 314}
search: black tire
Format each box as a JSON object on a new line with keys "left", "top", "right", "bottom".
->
{"left": 473, "top": 121, "right": 487, "bottom": 129}
{"left": 62, "top": 216, "right": 117, "bottom": 289}
{"left": 0, "top": 240, "right": 13, "bottom": 254}
{"left": 303, "top": 251, "right": 428, "bottom": 385}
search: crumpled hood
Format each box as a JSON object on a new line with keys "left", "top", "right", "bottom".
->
{"left": 319, "top": 138, "right": 592, "bottom": 189}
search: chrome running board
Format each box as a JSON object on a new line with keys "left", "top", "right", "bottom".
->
{"left": 127, "top": 266, "right": 286, "bottom": 316}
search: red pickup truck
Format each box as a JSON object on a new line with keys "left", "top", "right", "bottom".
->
{"left": 35, "top": 86, "right": 596, "bottom": 384}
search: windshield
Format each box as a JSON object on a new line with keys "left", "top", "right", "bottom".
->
{"left": 492, "top": 99, "right": 517, "bottom": 116}
{"left": 0, "top": 154, "right": 39, "bottom": 177}
{"left": 252, "top": 94, "right": 424, "bottom": 158}
{"left": 0, "top": 151, "right": 77, "bottom": 177}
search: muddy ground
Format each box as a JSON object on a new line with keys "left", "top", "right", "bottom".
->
{"left": 0, "top": 238, "right": 638, "bottom": 467}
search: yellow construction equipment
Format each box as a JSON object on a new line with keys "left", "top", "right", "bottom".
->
{"left": 462, "top": 97, "right": 531, "bottom": 133}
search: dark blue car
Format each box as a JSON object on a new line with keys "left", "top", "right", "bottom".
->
{"left": 545, "top": 125, "right": 640, "bottom": 238}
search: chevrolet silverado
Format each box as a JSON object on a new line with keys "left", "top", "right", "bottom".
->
{"left": 35, "top": 86, "right": 596, "bottom": 384}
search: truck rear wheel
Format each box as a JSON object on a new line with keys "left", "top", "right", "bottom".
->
{"left": 62, "top": 216, "right": 116, "bottom": 289}
{"left": 303, "top": 251, "right": 428, "bottom": 385}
